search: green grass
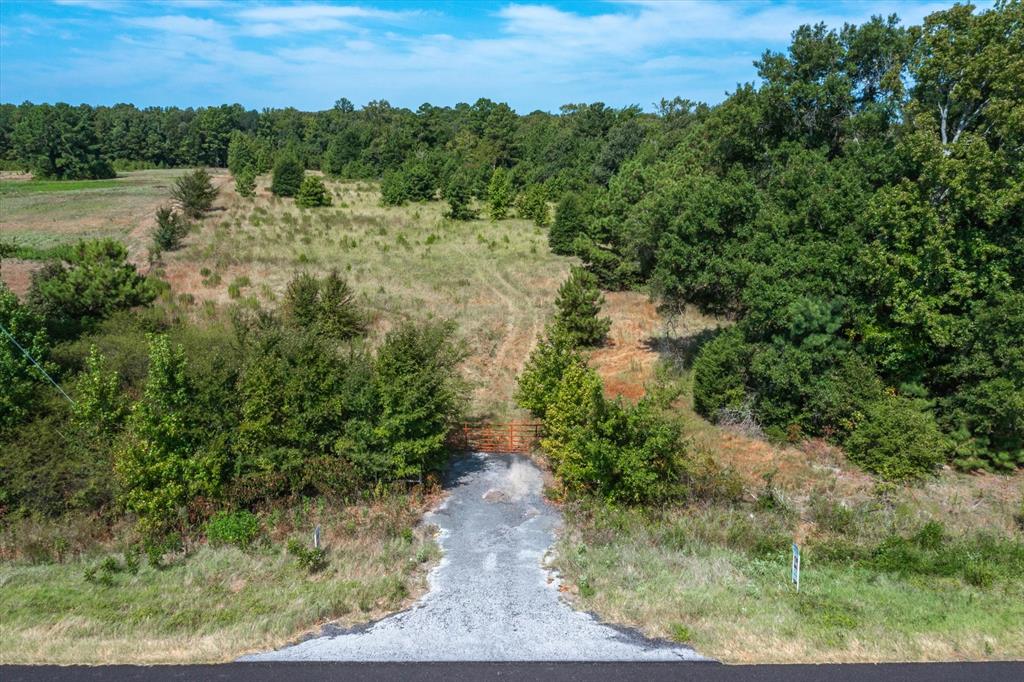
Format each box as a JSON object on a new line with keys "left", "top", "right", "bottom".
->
{"left": 0, "top": 496, "right": 439, "bottom": 664}
{"left": 556, "top": 502, "right": 1024, "bottom": 662}
{"left": 0, "top": 169, "right": 192, "bottom": 250}
{"left": 0, "top": 178, "right": 123, "bottom": 195}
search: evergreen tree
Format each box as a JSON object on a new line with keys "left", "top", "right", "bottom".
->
{"left": 549, "top": 193, "right": 585, "bottom": 255}
{"left": 443, "top": 173, "right": 477, "bottom": 220}
{"left": 271, "top": 153, "right": 304, "bottom": 197}
{"left": 295, "top": 175, "right": 332, "bottom": 208}
{"left": 151, "top": 206, "right": 190, "bottom": 253}
{"left": 553, "top": 266, "right": 611, "bottom": 347}
{"left": 171, "top": 168, "right": 217, "bottom": 219}
{"left": 486, "top": 167, "right": 514, "bottom": 220}
{"left": 234, "top": 167, "right": 256, "bottom": 198}
{"left": 516, "top": 185, "right": 550, "bottom": 226}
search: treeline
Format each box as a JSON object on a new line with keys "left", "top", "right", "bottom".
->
{"left": 557, "top": 2, "right": 1021, "bottom": 476}
{"left": 0, "top": 97, "right": 649, "bottom": 197}
{"left": 1, "top": 248, "right": 466, "bottom": 548}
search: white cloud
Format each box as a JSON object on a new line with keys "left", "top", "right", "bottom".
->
{"left": 126, "top": 14, "right": 224, "bottom": 40}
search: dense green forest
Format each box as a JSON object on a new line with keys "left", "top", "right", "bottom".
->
{"left": 2, "top": 0, "right": 1022, "bottom": 538}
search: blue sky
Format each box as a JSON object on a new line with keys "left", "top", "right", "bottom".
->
{"left": 0, "top": 1, "right": 955, "bottom": 112}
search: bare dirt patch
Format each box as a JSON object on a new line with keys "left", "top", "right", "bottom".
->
{"left": 0, "top": 259, "right": 41, "bottom": 297}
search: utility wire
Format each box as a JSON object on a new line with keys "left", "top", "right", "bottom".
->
{"left": 0, "top": 320, "right": 76, "bottom": 405}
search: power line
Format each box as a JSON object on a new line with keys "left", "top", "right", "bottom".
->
{"left": 0, "top": 320, "right": 76, "bottom": 406}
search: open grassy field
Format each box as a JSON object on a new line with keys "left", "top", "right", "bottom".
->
{"left": 153, "top": 173, "right": 571, "bottom": 418}
{"left": 0, "top": 495, "right": 440, "bottom": 664}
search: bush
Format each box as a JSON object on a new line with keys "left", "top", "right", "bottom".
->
{"left": 206, "top": 510, "right": 261, "bottom": 548}
{"left": 553, "top": 266, "right": 610, "bottom": 347}
{"left": 151, "top": 207, "right": 189, "bottom": 253}
{"left": 515, "top": 330, "right": 582, "bottom": 417}
{"left": 28, "top": 239, "right": 156, "bottom": 340}
{"left": 234, "top": 168, "right": 256, "bottom": 198}
{"left": 692, "top": 327, "right": 752, "bottom": 420}
{"left": 271, "top": 154, "right": 304, "bottom": 197}
{"left": 516, "top": 185, "right": 550, "bottom": 226}
{"left": 171, "top": 169, "right": 217, "bottom": 219}
{"left": 295, "top": 175, "right": 332, "bottom": 208}
{"left": 844, "top": 394, "right": 949, "bottom": 480}
{"left": 286, "top": 538, "right": 327, "bottom": 572}
{"left": 380, "top": 169, "right": 410, "bottom": 205}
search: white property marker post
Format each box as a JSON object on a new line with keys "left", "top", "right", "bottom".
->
{"left": 791, "top": 543, "right": 801, "bottom": 592}
{"left": 314, "top": 525, "right": 321, "bottom": 550}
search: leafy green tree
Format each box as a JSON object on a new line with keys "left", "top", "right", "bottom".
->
{"left": 72, "top": 345, "right": 127, "bottom": 441}
{"left": 486, "top": 167, "right": 514, "bottom": 220}
{"left": 116, "top": 335, "right": 224, "bottom": 538}
{"left": 271, "top": 153, "right": 304, "bottom": 197}
{"left": 226, "top": 131, "right": 256, "bottom": 177}
{"left": 362, "top": 321, "right": 467, "bottom": 481}
{"left": 692, "top": 327, "right": 752, "bottom": 420}
{"left": 516, "top": 185, "right": 550, "bottom": 226}
{"left": 0, "top": 283, "right": 51, "bottom": 433}
{"left": 553, "top": 267, "right": 611, "bottom": 347}
{"left": 28, "top": 239, "right": 156, "bottom": 339}
{"left": 171, "top": 168, "right": 218, "bottom": 219}
{"left": 234, "top": 167, "right": 256, "bottom": 198}
{"left": 151, "top": 207, "right": 189, "bottom": 253}
{"left": 549, "top": 193, "right": 585, "bottom": 255}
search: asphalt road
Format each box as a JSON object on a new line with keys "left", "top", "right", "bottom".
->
{"left": 242, "top": 453, "right": 702, "bottom": 661}
{"left": 4, "top": 661, "right": 1023, "bottom": 681}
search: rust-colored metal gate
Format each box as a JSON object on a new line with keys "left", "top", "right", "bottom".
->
{"left": 452, "top": 421, "right": 542, "bottom": 453}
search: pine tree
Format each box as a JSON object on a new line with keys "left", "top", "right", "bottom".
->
{"left": 171, "top": 168, "right": 217, "bottom": 219}
{"left": 295, "top": 175, "right": 332, "bottom": 208}
{"left": 553, "top": 266, "right": 611, "bottom": 347}
{"left": 486, "top": 167, "right": 514, "bottom": 220}
{"left": 234, "top": 168, "right": 256, "bottom": 198}
{"left": 549, "top": 193, "right": 584, "bottom": 255}
{"left": 151, "top": 206, "right": 189, "bottom": 252}
{"left": 271, "top": 153, "right": 304, "bottom": 197}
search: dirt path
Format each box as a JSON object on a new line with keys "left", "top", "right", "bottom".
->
{"left": 240, "top": 454, "right": 705, "bottom": 662}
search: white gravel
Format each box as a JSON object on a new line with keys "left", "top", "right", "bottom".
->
{"left": 240, "top": 453, "right": 706, "bottom": 662}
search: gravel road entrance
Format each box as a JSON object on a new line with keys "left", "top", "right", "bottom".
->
{"left": 241, "top": 453, "right": 704, "bottom": 661}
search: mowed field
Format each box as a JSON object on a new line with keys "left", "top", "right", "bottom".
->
{"left": 1, "top": 169, "right": 572, "bottom": 418}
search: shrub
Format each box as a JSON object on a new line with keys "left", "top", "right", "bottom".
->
{"left": 844, "top": 394, "right": 949, "bottom": 480}
{"left": 516, "top": 185, "right": 550, "bottom": 226}
{"left": 271, "top": 154, "right": 304, "bottom": 197}
{"left": 692, "top": 327, "right": 752, "bottom": 420}
{"left": 486, "top": 167, "right": 514, "bottom": 220}
{"left": 151, "top": 207, "right": 189, "bottom": 253}
{"left": 171, "top": 169, "right": 217, "bottom": 219}
{"left": 234, "top": 168, "right": 256, "bottom": 198}
{"left": 380, "top": 169, "right": 410, "bottom": 205}
{"left": 206, "top": 510, "right": 261, "bottom": 548}
{"left": 549, "top": 193, "right": 585, "bottom": 255}
{"left": 553, "top": 266, "right": 610, "bottom": 347}
{"left": 287, "top": 538, "right": 327, "bottom": 572}
{"left": 28, "top": 239, "right": 156, "bottom": 340}
{"left": 515, "top": 330, "right": 582, "bottom": 417}
{"left": 295, "top": 175, "right": 332, "bottom": 208}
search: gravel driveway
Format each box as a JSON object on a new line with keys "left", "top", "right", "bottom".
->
{"left": 241, "top": 453, "right": 705, "bottom": 661}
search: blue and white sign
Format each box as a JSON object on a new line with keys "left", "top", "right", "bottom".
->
{"left": 791, "top": 543, "right": 801, "bottom": 592}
